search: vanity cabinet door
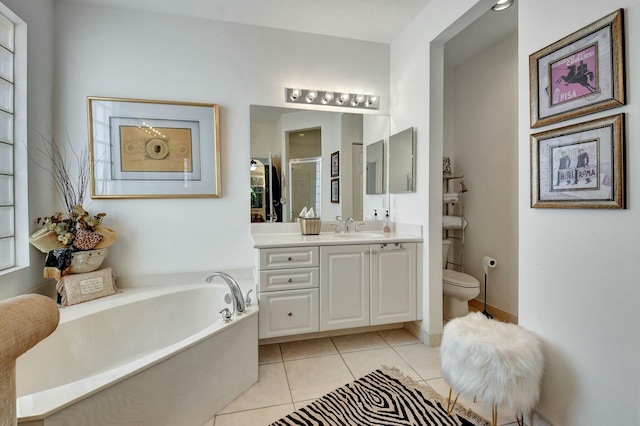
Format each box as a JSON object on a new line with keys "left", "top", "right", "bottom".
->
{"left": 258, "top": 289, "right": 319, "bottom": 338}
{"left": 370, "top": 243, "right": 417, "bottom": 325}
{"left": 320, "top": 245, "right": 370, "bottom": 331}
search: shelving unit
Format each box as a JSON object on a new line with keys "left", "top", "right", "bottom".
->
{"left": 443, "top": 175, "right": 466, "bottom": 272}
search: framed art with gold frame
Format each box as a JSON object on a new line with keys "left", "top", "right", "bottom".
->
{"left": 88, "top": 97, "right": 220, "bottom": 198}
{"left": 530, "top": 114, "right": 624, "bottom": 209}
{"left": 529, "top": 9, "right": 625, "bottom": 128}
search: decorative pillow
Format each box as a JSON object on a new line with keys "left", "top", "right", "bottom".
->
{"left": 73, "top": 228, "right": 103, "bottom": 250}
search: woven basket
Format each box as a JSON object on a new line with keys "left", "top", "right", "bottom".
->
{"left": 300, "top": 218, "right": 321, "bottom": 235}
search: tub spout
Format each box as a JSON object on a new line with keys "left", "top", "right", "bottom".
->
{"left": 205, "top": 272, "right": 246, "bottom": 315}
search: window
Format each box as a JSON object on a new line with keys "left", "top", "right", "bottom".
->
{"left": 0, "top": 3, "right": 26, "bottom": 273}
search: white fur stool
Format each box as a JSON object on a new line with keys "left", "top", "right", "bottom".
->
{"left": 440, "top": 312, "right": 544, "bottom": 426}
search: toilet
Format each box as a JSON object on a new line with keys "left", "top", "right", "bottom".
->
{"left": 442, "top": 239, "right": 480, "bottom": 320}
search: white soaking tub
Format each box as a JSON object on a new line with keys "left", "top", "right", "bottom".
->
{"left": 16, "top": 270, "right": 258, "bottom": 426}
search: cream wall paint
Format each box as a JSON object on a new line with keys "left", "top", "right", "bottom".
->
{"left": 449, "top": 31, "right": 518, "bottom": 316}
{"left": 0, "top": 0, "right": 57, "bottom": 301}
{"left": 518, "top": 2, "right": 640, "bottom": 425}
{"left": 47, "top": 1, "right": 389, "bottom": 280}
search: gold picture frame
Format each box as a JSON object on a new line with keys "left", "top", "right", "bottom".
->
{"left": 88, "top": 97, "right": 220, "bottom": 198}
{"left": 530, "top": 114, "right": 624, "bottom": 209}
{"left": 529, "top": 9, "right": 625, "bottom": 128}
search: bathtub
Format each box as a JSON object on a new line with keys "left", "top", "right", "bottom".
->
{"left": 16, "top": 270, "right": 259, "bottom": 426}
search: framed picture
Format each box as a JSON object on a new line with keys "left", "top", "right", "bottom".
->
{"left": 529, "top": 9, "right": 625, "bottom": 128}
{"left": 330, "top": 151, "right": 340, "bottom": 177}
{"left": 331, "top": 178, "right": 340, "bottom": 203}
{"left": 88, "top": 97, "right": 220, "bottom": 198}
{"left": 530, "top": 114, "right": 624, "bottom": 209}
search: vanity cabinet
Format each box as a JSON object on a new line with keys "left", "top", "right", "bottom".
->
{"left": 257, "top": 247, "right": 319, "bottom": 338}
{"left": 256, "top": 240, "right": 418, "bottom": 340}
{"left": 319, "top": 242, "right": 417, "bottom": 331}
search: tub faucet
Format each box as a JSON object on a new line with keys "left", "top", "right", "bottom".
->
{"left": 205, "top": 272, "right": 246, "bottom": 315}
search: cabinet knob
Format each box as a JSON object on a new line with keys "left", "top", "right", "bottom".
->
{"left": 365, "top": 250, "right": 370, "bottom": 255}
{"left": 288, "top": 257, "right": 292, "bottom": 261}
{"left": 288, "top": 278, "right": 293, "bottom": 283}
{"left": 288, "top": 312, "right": 293, "bottom": 317}
{"left": 372, "top": 250, "right": 378, "bottom": 254}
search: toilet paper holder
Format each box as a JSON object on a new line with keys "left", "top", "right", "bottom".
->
{"left": 481, "top": 256, "right": 497, "bottom": 319}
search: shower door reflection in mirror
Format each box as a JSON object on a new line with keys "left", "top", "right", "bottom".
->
{"left": 289, "top": 158, "right": 321, "bottom": 219}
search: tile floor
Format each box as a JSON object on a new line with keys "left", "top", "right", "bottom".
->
{"left": 209, "top": 329, "right": 550, "bottom": 426}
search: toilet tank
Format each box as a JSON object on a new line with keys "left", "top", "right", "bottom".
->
{"left": 442, "top": 239, "right": 451, "bottom": 269}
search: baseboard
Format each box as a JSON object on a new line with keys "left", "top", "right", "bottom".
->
{"left": 468, "top": 299, "right": 518, "bottom": 324}
{"left": 259, "top": 323, "right": 403, "bottom": 345}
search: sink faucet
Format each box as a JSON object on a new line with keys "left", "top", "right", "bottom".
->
{"left": 205, "top": 272, "right": 246, "bottom": 315}
{"left": 344, "top": 217, "right": 354, "bottom": 233}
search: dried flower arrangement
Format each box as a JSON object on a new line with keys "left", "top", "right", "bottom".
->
{"left": 28, "top": 134, "right": 117, "bottom": 278}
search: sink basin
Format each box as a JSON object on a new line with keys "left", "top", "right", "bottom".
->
{"left": 330, "top": 232, "right": 383, "bottom": 239}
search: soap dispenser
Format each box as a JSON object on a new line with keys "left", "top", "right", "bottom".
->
{"left": 373, "top": 210, "right": 378, "bottom": 221}
{"left": 383, "top": 210, "right": 391, "bottom": 234}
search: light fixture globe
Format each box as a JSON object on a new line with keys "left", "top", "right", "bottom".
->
{"left": 491, "top": 0, "right": 514, "bottom": 11}
{"left": 321, "top": 91, "right": 334, "bottom": 104}
{"left": 289, "top": 88, "right": 302, "bottom": 101}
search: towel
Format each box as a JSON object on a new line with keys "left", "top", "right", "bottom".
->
{"left": 443, "top": 192, "right": 459, "bottom": 203}
{"left": 442, "top": 215, "right": 468, "bottom": 230}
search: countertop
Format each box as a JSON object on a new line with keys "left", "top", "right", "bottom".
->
{"left": 251, "top": 226, "right": 423, "bottom": 249}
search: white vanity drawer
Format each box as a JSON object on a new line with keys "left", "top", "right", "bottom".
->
{"left": 260, "top": 268, "right": 318, "bottom": 292}
{"left": 259, "top": 246, "right": 319, "bottom": 270}
{"left": 259, "top": 289, "right": 319, "bottom": 339}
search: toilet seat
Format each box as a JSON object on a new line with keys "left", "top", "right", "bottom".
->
{"left": 443, "top": 270, "right": 479, "bottom": 289}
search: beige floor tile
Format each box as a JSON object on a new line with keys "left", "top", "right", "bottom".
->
{"left": 214, "top": 404, "right": 294, "bottom": 426}
{"left": 427, "top": 377, "right": 515, "bottom": 426}
{"left": 284, "top": 354, "right": 354, "bottom": 402}
{"left": 331, "top": 332, "right": 389, "bottom": 353}
{"left": 293, "top": 399, "right": 316, "bottom": 411}
{"left": 218, "top": 363, "right": 291, "bottom": 414}
{"left": 259, "top": 343, "right": 282, "bottom": 364}
{"left": 393, "top": 343, "right": 443, "bottom": 380}
{"left": 341, "top": 347, "right": 422, "bottom": 382}
{"left": 280, "top": 337, "right": 337, "bottom": 360}
{"left": 378, "top": 328, "right": 421, "bottom": 346}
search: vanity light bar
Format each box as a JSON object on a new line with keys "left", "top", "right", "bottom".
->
{"left": 285, "top": 88, "right": 379, "bottom": 110}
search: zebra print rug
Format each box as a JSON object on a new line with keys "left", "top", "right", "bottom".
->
{"left": 270, "top": 367, "right": 489, "bottom": 426}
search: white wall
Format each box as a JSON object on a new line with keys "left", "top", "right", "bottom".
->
{"left": 390, "top": 0, "right": 494, "bottom": 343}
{"left": 395, "top": 0, "right": 640, "bottom": 423}
{"left": 40, "top": 1, "right": 390, "bottom": 281}
{"left": 518, "top": 1, "right": 640, "bottom": 425}
{"left": 0, "top": 0, "right": 56, "bottom": 301}
{"left": 449, "top": 31, "right": 518, "bottom": 316}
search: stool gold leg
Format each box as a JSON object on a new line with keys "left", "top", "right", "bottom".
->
{"left": 446, "top": 388, "right": 459, "bottom": 415}
{"left": 492, "top": 405, "right": 498, "bottom": 426}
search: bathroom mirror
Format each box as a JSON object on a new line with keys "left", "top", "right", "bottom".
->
{"left": 389, "top": 127, "right": 416, "bottom": 193}
{"left": 250, "top": 105, "right": 389, "bottom": 222}
{"left": 366, "top": 140, "right": 385, "bottom": 195}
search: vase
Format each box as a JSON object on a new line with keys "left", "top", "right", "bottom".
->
{"left": 69, "top": 248, "right": 109, "bottom": 274}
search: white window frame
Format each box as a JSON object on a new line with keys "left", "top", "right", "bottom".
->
{"left": 0, "top": 2, "right": 27, "bottom": 274}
